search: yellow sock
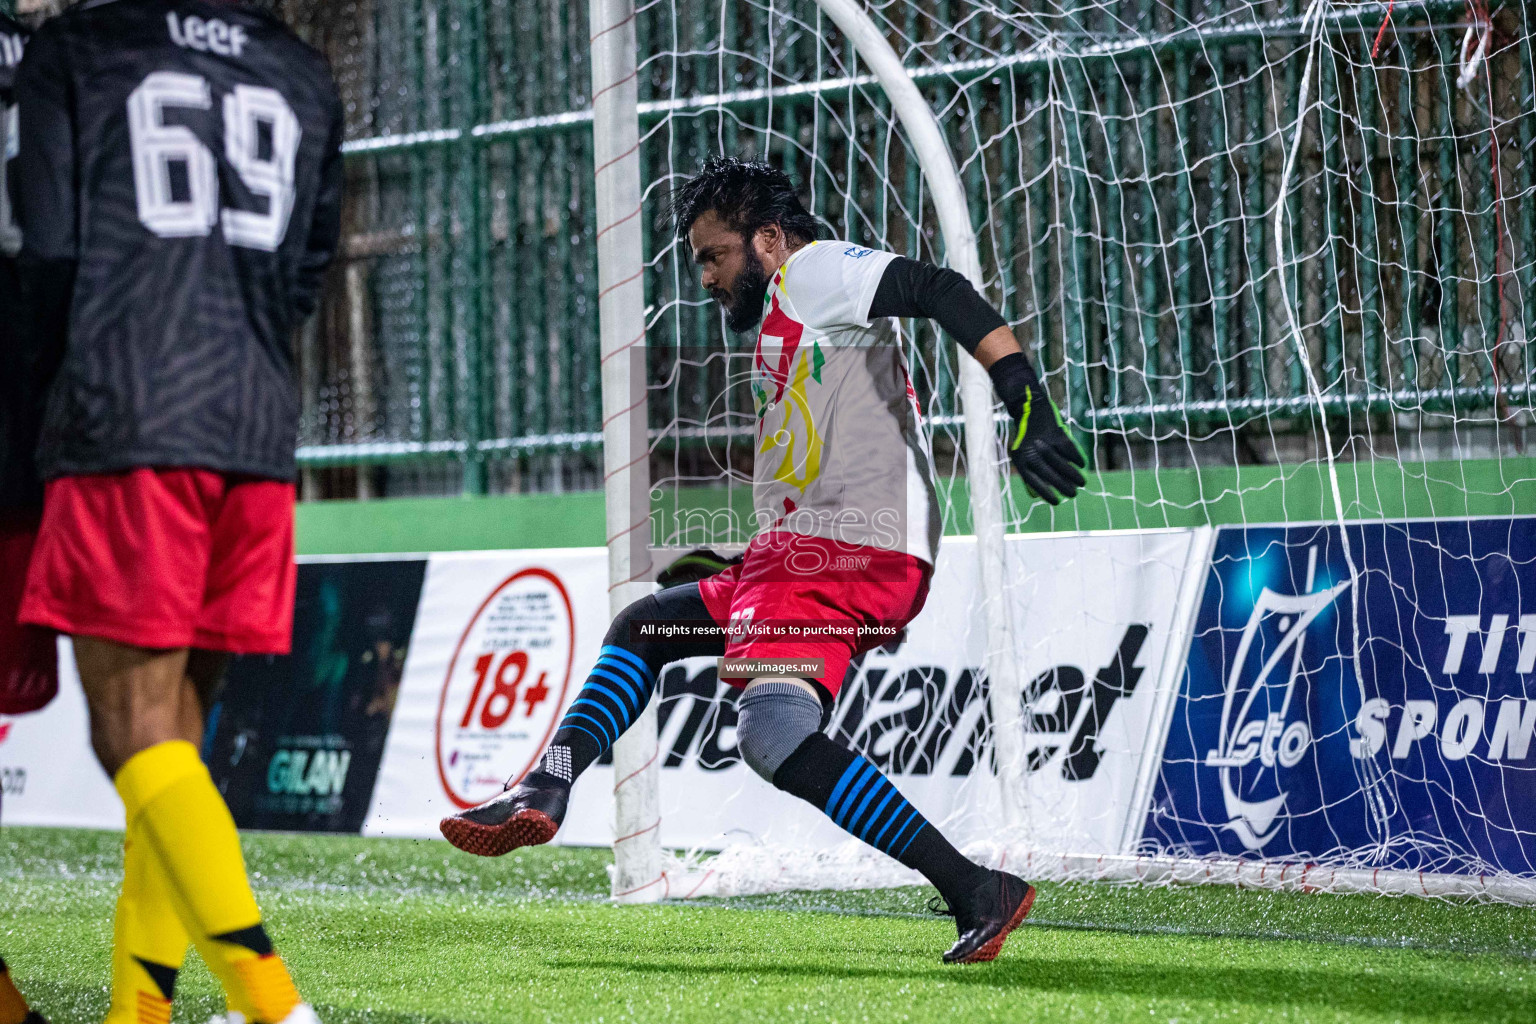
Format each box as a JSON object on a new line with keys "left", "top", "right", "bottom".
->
{"left": 115, "top": 741, "right": 301, "bottom": 1024}
{"left": 0, "top": 957, "right": 30, "bottom": 1024}
{"left": 104, "top": 829, "right": 190, "bottom": 1024}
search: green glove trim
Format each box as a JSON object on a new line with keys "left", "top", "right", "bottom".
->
{"left": 1009, "top": 388, "right": 1032, "bottom": 452}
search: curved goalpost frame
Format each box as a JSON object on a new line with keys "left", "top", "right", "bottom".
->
{"left": 809, "top": 0, "right": 1028, "bottom": 831}
{"left": 592, "top": 0, "right": 1024, "bottom": 902}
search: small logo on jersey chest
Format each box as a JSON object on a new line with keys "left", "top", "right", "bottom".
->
{"left": 167, "top": 12, "right": 249, "bottom": 57}
{"left": 843, "top": 245, "right": 875, "bottom": 259}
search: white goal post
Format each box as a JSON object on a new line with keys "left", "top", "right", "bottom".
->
{"left": 809, "top": 0, "right": 1029, "bottom": 835}
{"left": 589, "top": 0, "right": 664, "bottom": 903}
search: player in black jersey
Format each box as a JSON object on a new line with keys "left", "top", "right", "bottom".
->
{"left": 0, "top": 7, "right": 32, "bottom": 505}
{"left": 0, "top": 13, "right": 48, "bottom": 1020}
{"left": 11, "top": 2, "right": 342, "bottom": 1022}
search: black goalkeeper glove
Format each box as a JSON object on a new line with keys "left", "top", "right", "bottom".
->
{"left": 987, "top": 352, "right": 1088, "bottom": 505}
{"left": 655, "top": 547, "right": 744, "bottom": 589}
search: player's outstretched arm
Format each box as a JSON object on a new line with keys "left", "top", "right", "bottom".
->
{"left": 868, "top": 258, "right": 1087, "bottom": 504}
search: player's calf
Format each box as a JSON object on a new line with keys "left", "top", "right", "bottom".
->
{"left": 73, "top": 639, "right": 199, "bottom": 777}
{"left": 737, "top": 680, "right": 1035, "bottom": 962}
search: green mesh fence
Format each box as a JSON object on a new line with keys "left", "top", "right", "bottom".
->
{"left": 290, "top": 0, "right": 1533, "bottom": 496}
{"left": 15, "top": 1, "right": 1536, "bottom": 496}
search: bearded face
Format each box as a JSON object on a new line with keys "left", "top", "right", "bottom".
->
{"left": 720, "top": 252, "right": 771, "bottom": 334}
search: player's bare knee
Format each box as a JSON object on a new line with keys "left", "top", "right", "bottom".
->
{"left": 73, "top": 637, "right": 193, "bottom": 776}
{"left": 736, "top": 678, "right": 825, "bottom": 783}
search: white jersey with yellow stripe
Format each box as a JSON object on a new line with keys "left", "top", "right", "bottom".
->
{"left": 751, "top": 240, "right": 941, "bottom": 566}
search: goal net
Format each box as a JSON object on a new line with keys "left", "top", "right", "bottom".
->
{"left": 610, "top": 0, "right": 1536, "bottom": 902}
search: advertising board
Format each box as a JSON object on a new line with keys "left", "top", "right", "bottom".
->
{"left": 1142, "top": 519, "right": 1536, "bottom": 878}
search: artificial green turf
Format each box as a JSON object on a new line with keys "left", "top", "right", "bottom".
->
{"left": 2, "top": 827, "right": 1533, "bottom": 1023}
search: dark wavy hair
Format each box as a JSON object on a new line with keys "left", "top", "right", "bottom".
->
{"left": 670, "top": 157, "right": 821, "bottom": 246}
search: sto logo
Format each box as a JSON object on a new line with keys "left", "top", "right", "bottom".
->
{"left": 1202, "top": 547, "right": 1349, "bottom": 849}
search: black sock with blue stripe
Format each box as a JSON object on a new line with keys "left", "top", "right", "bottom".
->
{"left": 772, "top": 734, "right": 990, "bottom": 905}
{"left": 533, "top": 586, "right": 724, "bottom": 789}
{"left": 540, "top": 644, "right": 658, "bottom": 783}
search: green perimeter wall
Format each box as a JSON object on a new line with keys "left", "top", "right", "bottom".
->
{"left": 296, "top": 456, "right": 1536, "bottom": 555}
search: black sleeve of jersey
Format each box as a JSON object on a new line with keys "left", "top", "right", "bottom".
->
{"left": 11, "top": 255, "right": 72, "bottom": 480}
{"left": 868, "top": 257, "right": 1008, "bottom": 354}
{"left": 12, "top": 23, "right": 74, "bottom": 407}
{"left": 16, "top": 255, "right": 73, "bottom": 370}
{"left": 12, "top": 23, "right": 76, "bottom": 263}
{"left": 294, "top": 90, "right": 344, "bottom": 321}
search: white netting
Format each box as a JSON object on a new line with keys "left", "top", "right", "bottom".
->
{"left": 620, "top": 0, "right": 1536, "bottom": 901}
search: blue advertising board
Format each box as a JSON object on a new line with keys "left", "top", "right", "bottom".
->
{"left": 1141, "top": 518, "right": 1536, "bottom": 877}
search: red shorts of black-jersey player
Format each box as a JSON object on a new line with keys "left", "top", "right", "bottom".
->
{"left": 19, "top": 469, "right": 297, "bottom": 655}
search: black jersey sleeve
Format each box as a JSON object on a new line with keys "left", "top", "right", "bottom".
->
{"left": 0, "top": 12, "right": 45, "bottom": 511}
{"left": 868, "top": 256, "right": 1008, "bottom": 354}
{"left": 11, "top": 20, "right": 75, "bottom": 413}
{"left": 294, "top": 90, "right": 343, "bottom": 320}
{"left": 12, "top": 23, "right": 76, "bottom": 264}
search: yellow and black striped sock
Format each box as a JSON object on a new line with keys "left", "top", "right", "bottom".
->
{"left": 103, "top": 827, "right": 189, "bottom": 1024}
{"left": 115, "top": 741, "right": 301, "bottom": 1024}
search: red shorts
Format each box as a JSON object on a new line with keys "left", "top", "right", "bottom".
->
{"left": 698, "top": 532, "right": 931, "bottom": 698}
{"left": 0, "top": 510, "right": 59, "bottom": 714}
{"left": 19, "top": 469, "right": 297, "bottom": 654}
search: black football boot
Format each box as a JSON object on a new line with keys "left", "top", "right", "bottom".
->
{"left": 940, "top": 869, "right": 1036, "bottom": 964}
{"left": 439, "top": 771, "right": 570, "bottom": 857}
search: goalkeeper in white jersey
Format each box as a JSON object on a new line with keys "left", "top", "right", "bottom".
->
{"left": 442, "top": 158, "right": 1087, "bottom": 964}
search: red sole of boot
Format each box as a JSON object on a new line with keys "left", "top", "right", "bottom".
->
{"left": 953, "top": 884, "right": 1036, "bottom": 964}
{"left": 439, "top": 808, "right": 558, "bottom": 857}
